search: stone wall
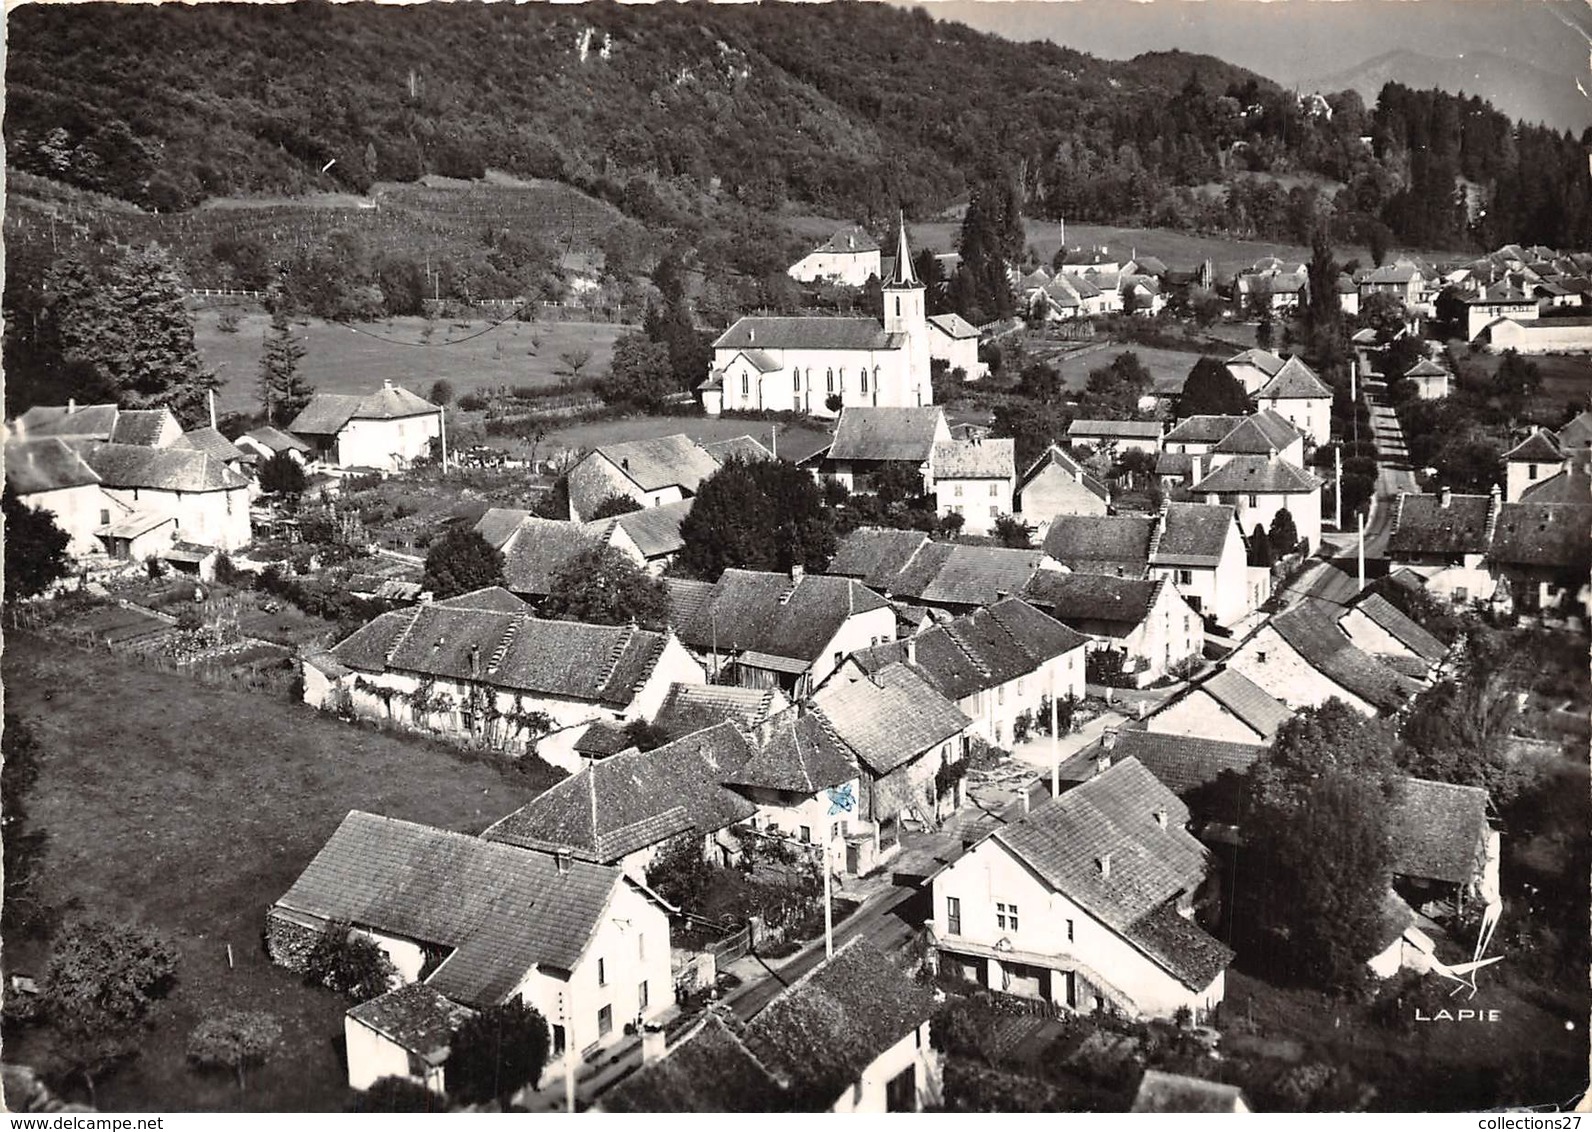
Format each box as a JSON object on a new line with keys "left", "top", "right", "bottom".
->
{"left": 265, "top": 910, "right": 324, "bottom": 973}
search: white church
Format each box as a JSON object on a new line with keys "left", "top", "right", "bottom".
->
{"left": 701, "top": 219, "right": 933, "bottom": 418}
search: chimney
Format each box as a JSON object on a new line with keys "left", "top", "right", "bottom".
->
{"left": 1095, "top": 753, "right": 1112, "bottom": 776}
{"left": 1440, "top": 485, "right": 1453, "bottom": 509}
{"left": 1153, "top": 807, "right": 1168, "bottom": 830}
{"left": 555, "top": 849, "right": 572, "bottom": 875}
{"left": 905, "top": 635, "right": 917, "bottom": 666}
{"left": 622, "top": 457, "right": 630, "bottom": 472}
{"left": 383, "top": 379, "right": 393, "bottom": 390}
{"left": 67, "top": 398, "right": 77, "bottom": 415}
{"left": 1190, "top": 454, "right": 1202, "bottom": 486}
{"left": 208, "top": 388, "right": 218, "bottom": 430}
{"left": 1018, "top": 783, "right": 1031, "bottom": 815}
{"left": 1102, "top": 730, "right": 1117, "bottom": 751}
{"left": 1097, "top": 853, "right": 1112, "bottom": 880}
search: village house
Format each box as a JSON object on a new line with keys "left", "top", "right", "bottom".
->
{"left": 1462, "top": 281, "right": 1538, "bottom": 342}
{"left": 1253, "top": 356, "right": 1333, "bottom": 445}
{"left": 827, "top": 527, "right": 1063, "bottom": 616}
{"left": 929, "top": 436, "right": 1016, "bottom": 534}
{"left": 470, "top": 513, "right": 646, "bottom": 603}
{"left": 83, "top": 441, "right": 254, "bottom": 555}
{"left": 1334, "top": 592, "right": 1449, "bottom": 677}
{"left": 1358, "top": 261, "right": 1426, "bottom": 310}
{"left": 597, "top": 1013, "right": 789, "bottom": 1113}
{"left": 929, "top": 758, "right": 1232, "bottom": 1021}
{"left": 1487, "top": 315, "right": 1592, "bottom": 354}
{"left": 1014, "top": 445, "right": 1110, "bottom": 530}
{"left": 1191, "top": 452, "right": 1322, "bottom": 554}
{"left": 1159, "top": 410, "right": 1307, "bottom": 490}
{"left": 1520, "top": 465, "right": 1592, "bottom": 504}
{"left": 1335, "top": 273, "right": 1361, "bottom": 318}
{"left": 673, "top": 567, "right": 895, "bottom": 696}
{"left": 287, "top": 381, "right": 443, "bottom": 472}
{"left": 1236, "top": 258, "right": 1308, "bottom": 312}
{"left": 1385, "top": 487, "right": 1500, "bottom": 605}
{"left": 1503, "top": 429, "right": 1566, "bottom": 502}
{"left": 343, "top": 982, "right": 472, "bottom": 1096}
{"left": 650, "top": 682, "right": 791, "bottom": 738}
{"left": 1224, "top": 348, "right": 1285, "bottom": 395}
{"left": 1486, "top": 500, "right": 1592, "bottom": 620}
{"left": 835, "top": 597, "right": 1089, "bottom": 749}
{"left": 786, "top": 227, "right": 882, "bottom": 288}
{"left": 706, "top": 221, "right": 931, "bottom": 417}
{"left": 564, "top": 434, "right": 735, "bottom": 522}
{"left": 1403, "top": 357, "right": 1452, "bottom": 401}
{"left": 1391, "top": 778, "right": 1500, "bottom": 917}
{"left": 268, "top": 811, "right": 674, "bottom": 1086}
{"left": 722, "top": 707, "right": 864, "bottom": 855}
{"left": 235, "top": 424, "right": 312, "bottom": 467}
{"left": 812, "top": 405, "right": 949, "bottom": 493}
{"left": 1132, "top": 1071, "right": 1250, "bottom": 1114}
{"left": 927, "top": 312, "right": 987, "bottom": 380}
{"left": 108, "top": 407, "right": 186, "bottom": 449}
{"left": 301, "top": 591, "right": 707, "bottom": 771}
{"left": 809, "top": 661, "right": 974, "bottom": 873}
{"left": 1021, "top": 573, "right": 1203, "bottom": 686}
{"left": 1225, "top": 605, "right": 1422, "bottom": 716}
{"left": 13, "top": 401, "right": 121, "bottom": 441}
{"left": 1143, "top": 666, "right": 1293, "bottom": 746}
{"left": 5, "top": 438, "right": 109, "bottom": 558}
{"left": 1065, "top": 419, "right": 1163, "bottom": 456}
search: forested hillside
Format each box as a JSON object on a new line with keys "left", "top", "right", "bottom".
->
{"left": 7, "top": 1, "right": 1590, "bottom": 252}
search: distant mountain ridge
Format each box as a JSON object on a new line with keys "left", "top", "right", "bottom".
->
{"left": 1301, "top": 49, "right": 1590, "bottom": 135}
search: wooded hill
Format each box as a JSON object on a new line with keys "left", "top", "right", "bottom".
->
{"left": 7, "top": 1, "right": 1590, "bottom": 253}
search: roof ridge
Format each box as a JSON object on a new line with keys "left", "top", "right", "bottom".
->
{"left": 941, "top": 621, "right": 994, "bottom": 678}
{"left": 385, "top": 605, "right": 428, "bottom": 666}
{"left": 594, "top": 624, "right": 638, "bottom": 695}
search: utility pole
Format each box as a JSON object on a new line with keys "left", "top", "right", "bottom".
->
{"left": 1050, "top": 662, "right": 1060, "bottom": 800}
{"left": 438, "top": 407, "right": 449, "bottom": 473}
{"left": 1357, "top": 510, "right": 1367, "bottom": 592}
{"left": 822, "top": 833, "right": 834, "bottom": 961}
{"left": 1335, "top": 442, "right": 1342, "bottom": 531}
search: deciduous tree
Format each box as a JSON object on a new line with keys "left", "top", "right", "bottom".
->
{"left": 187, "top": 1011, "right": 282, "bottom": 1093}
{"left": 445, "top": 1001, "right": 551, "bottom": 1109}
{"left": 542, "top": 545, "right": 669, "bottom": 630}
{"left": 678, "top": 456, "right": 836, "bottom": 579}
{"left": 422, "top": 527, "right": 505, "bottom": 599}
{"left": 303, "top": 918, "right": 396, "bottom": 1002}
{"left": 257, "top": 450, "right": 308, "bottom": 498}
{"left": 1268, "top": 508, "right": 1299, "bottom": 556}
{"left": 3, "top": 488, "right": 72, "bottom": 602}
{"left": 596, "top": 332, "right": 674, "bottom": 410}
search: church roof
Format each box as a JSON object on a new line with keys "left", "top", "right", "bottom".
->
{"left": 714, "top": 318, "right": 889, "bottom": 353}
{"left": 885, "top": 213, "right": 918, "bottom": 288}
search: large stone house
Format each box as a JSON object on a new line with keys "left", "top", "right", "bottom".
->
{"left": 84, "top": 441, "right": 253, "bottom": 555}
{"left": 929, "top": 436, "right": 1015, "bottom": 535}
{"left": 287, "top": 381, "right": 443, "bottom": 472}
{"left": 814, "top": 406, "right": 949, "bottom": 493}
{"left": 1015, "top": 445, "right": 1110, "bottom": 531}
{"left": 1225, "top": 605, "right": 1422, "bottom": 717}
{"left": 787, "top": 227, "right": 881, "bottom": 287}
{"left": 564, "top": 434, "right": 742, "bottom": 521}
{"left": 5, "top": 438, "right": 109, "bottom": 558}
{"left": 827, "top": 527, "right": 1063, "bottom": 616}
{"left": 1254, "top": 356, "right": 1332, "bottom": 445}
{"left": 1022, "top": 573, "right": 1203, "bottom": 687}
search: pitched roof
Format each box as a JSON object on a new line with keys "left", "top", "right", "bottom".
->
{"left": 1225, "top": 349, "right": 1285, "bottom": 376}
{"left": 1270, "top": 606, "right": 1418, "bottom": 712}
{"left": 714, "top": 317, "right": 890, "bottom": 353}
{"left": 354, "top": 383, "right": 440, "bottom": 420}
{"left": 15, "top": 403, "right": 120, "bottom": 439}
{"left": 1067, "top": 419, "right": 1163, "bottom": 440}
{"left": 1017, "top": 444, "right": 1110, "bottom": 504}
{"left": 601, "top": 1013, "right": 786, "bottom": 1113}
{"left": 572, "top": 720, "right": 634, "bottom": 757}
{"left": 742, "top": 939, "right": 934, "bottom": 1106}
{"left": 1364, "top": 262, "right": 1422, "bottom": 284}
{"left": 432, "top": 586, "right": 528, "bottom": 612}
{"left": 993, "top": 758, "right": 1231, "bottom": 990}
{"left": 78, "top": 441, "right": 249, "bottom": 492}
{"left": 97, "top": 511, "right": 175, "bottom": 540}
{"left": 5, "top": 437, "right": 101, "bottom": 495}
{"left": 891, "top": 542, "right": 1054, "bottom": 607}
{"left": 932, "top": 438, "right": 1015, "bottom": 480}
{"left": 1404, "top": 358, "right": 1451, "bottom": 379}
{"left": 498, "top": 518, "right": 604, "bottom": 597}
{"left": 1133, "top": 1071, "right": 1247, "bottom": 1113}
{"left": 1387, "top": 492, "right": 1494, "bottom": 557}
{"left": 1022, "top": 572, "right": 1162, "bottom": 627}
{"left": 676, "top": 570, "right": 889, "bottom": 667}
{"left": 1278, "top": 560, "right": 1360, "bottom": 609}
{"left": 588, "top": 498, "right": 693, "bottom": 559}
{"left": 826, "top": 527, "right": 932, "bottom": 589}
{"left": 1164, "top": 416, "right": 1247, "bottom": 446}
{"left": 1042, "top": 515, "right": 1153, "bottom": 575}
{"left": 723, "top": 709, "right": 860, "bottom": 795}
{"left": 1350, "top": 593, "right": 1447, "bottom": 663}
{"left": 810, "top": 663, "right": 970, "bottom": 775}
{"left": 1519, "top": 467, "right": 1592, "bottom": 504}
{"left": 829, "top": 407, "right": 945, "bottom": 463}
{"left": 591, "top": 434, "right": 722, "bottom": 494}
{"left": 1487, "top": 502, "right": 1592, "bottom": 570}
{"left": 239, "top": 425, "right": 311, "bottom": 454}
{"left": 108, "top": 408, "right": 181, "bottom": 447}
{"left": 927, "top": 312, "right": 981, "bottom": 339}
{"left": 1557, "top": 410, "right": 1592, "bottom": 449}
{"left": 1390, "top": 777, "right": 1490, "bottom": 885}
{"left": 1192, "top": 668, "right": 1293, "bottom": 740}
{"left": 1256, "top": 356, "right": 1331, "bottom": 400}
{"left": 286, "top": 394, "right": 364, "bottom": 436}
{"left": 809, "top": 227, "right": 879, "bottom": 255}
{"left": 332, "top": 607, "right": 673, "bottom": 707}
{"left": 699, "top": 435, "right": 774, "bottom": 464}
{"left": 274, "top": 811, "right": 626, "bottom": 1003}
{"left": 346, "top": 983, "right": 472, "bottom": 1064}
{"left": 663, "top": 577, "right": 717, "bottom": 627}
{"left": 484, "top": 722, "right": 756, "bottom": 860}
{"left": 1210, "top": 411, "right": 1300, "bottom": 456}
{"left": 473, "top": 507, "right": 537, "bottom": 552}
{"left": 1106, "top": 731, "right": 1267, "bottom": 824}
{"left": 1155, "top": 503, "right": 1237, "bottom": 567}
{"left": 652, "top": 682, "right": 785, "bottom": 736}
{"left": 1504, "top": 428, "right": 1564, "bottom": 463}
{"left": 1191, "top": 454, "right": 1319, "bottom": 494}
{"left": 173, "top": 426, "right": 246, "bottom": 462}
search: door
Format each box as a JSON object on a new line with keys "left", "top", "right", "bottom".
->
{"left": 885, "top": 1066, "right": 918, "bottom": 1113}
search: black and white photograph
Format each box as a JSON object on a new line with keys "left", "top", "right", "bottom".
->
{"left": 2, "top": 0, "right": 1589, "bottom": 1115}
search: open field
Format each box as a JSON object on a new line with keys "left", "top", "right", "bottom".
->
{"left": 1449, "top": 344, "right": 1592, "bottom": 426}
{"left": 1041, "top": 342, "right": 1213, "bottom": 395}
{"left": 194, "top": 310, "right": 630, "bottom": 415}
{"left": 3, "top": 635, "right": 561, "bottom": 1112}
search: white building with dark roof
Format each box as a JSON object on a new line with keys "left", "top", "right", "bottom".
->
{"left": 5, "top": 437, "right": 108, "bottom": 558}
{"left": 1015, "top": 445, "right": 1110, "bottom": 529}
{"left": 929, "top": 436, "right": 1015, "bottom": 534}
{"left": 707, "top": 218, "right": 931, "bottom": 417}
{"left": 1254, "top": 356, "right": 1332, "bottom": 444}
{"left": 564, "top": 434, "right": 731, "bottom": 521}
{"left": 287, "top": 381, "right": 442, "bottom": 472}
{"left": 787, "top": 226, "right": 882, "bottom": 288}
{"left": 82, "top": 441, "right": 253, "bottom": 554}
{"left": 926, "top": 312, "right": 987, "bottom": 380}
{"left": 815, "top": 405, "right": 950, "bottom": 492}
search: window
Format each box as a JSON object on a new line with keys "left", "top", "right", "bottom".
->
{"left": 598, "top": 1005, "right": 613, "bottom": 1036}
{"left": 989, "top": 482, "right": 998, "bottom": 497}
{"left": 638, "top": 933, "right": 645, "bottom": 961}
{"left": 1066, "top": 918, "right": 1075, "bottom": 942}
{"left": 552, "top": 1025, "right": 567, "bottom": 1056}
{"left": 1177, "top": 569, "right": 1193, "bottom": 585}
{"left": 954, "top": 483, "right": 963, "bottom": 498}
{"left": 826, "top": 369, "right": 834, "bottom": 393}
{"left": 831, "top": 821, "right": 841, "bottom": 840}
{"left": 1247, "top": 494, "right": 1259, "bottom": 508}
{"left": 946, "top": 896, "right": 961, "bottom": 935}
{"left": 99, "top": 509, "right": 110, "bottom": 526}
{"left": 638, "top": 980, "right": 649, "bottom": 1011}
{"left": 895, "top": 296, "right": 901, "bottom": 317}
{"left": 741, "top": 373, "right": 749, "bottom": 396}
{"left": 799, "top": 825, "right": 811, "bottom": 843}
{"left": 997, "top": 902, "right": 1019, "bottom": 931}
{"left": 885, "top": 1066, "right": 917, "bottom": 1113}
{"left": 598, "top": 958, "right": 607, "bottom": 986}
{"left": 989, "top": 505, "right": 998, "bottom": 518}
{"left": 1017, "top": 678, "right": 1025, "bottom": 695}
{"left": 861, "top": 369, "right": 869, "bottom": 394}
{"left": 1529, "top": 463, "right": 1539, "bottom": 480}
{"left": 794, "top": 371, "right": 801, "bottom": 392}
{"left": 997, "top": 685, "right": 1004, "bottom": 705}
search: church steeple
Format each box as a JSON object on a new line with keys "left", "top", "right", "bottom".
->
{"left": 886, "top": 211, "right": 919, "bottom": 288}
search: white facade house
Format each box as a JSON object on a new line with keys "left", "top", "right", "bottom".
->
{"left": 1226, "top": 605, "right": 1418, "bottom": 718}
{"left": 1023, "top": 574, "right": 1204, "bottom": 687}
{"left": 1015, "top": 445, "right": 1110, "bottom": 530}
{"left": 930, "top": 437, "right": 1015, "bottom": 535}
{"left": 931, "top": 758, "right": 1231, "bottom": 1021}
{"left": 1254, "top": 356, "right": 1333, "bottom": 446}
{"left": 287, "top": 381, "right": 442, "bottom": 472}
{"left": 85, "top": 442, "right": 254, "bottom": 554}
{"left": 1463, "top": 282, "right": 1537, "bottom": 342}
{"left": 1503, "top": 429, "right": 1566, "bottom": 503}
{"left": 706, "top": 219, "right": 931, "bottom": 418}
{"left": 1385, "top": 489, "right": 1501, "bottom": 605}
{"left": 1403, "top": 358, "right": 1452, "bottom": 401}
{"left": 1192, "top": 453, "right": 1322, "bottom": 554}
{"left": 927, "top": 313, "right": 987, "bottom": 380}
{"left": 1144, "top": 667, "right": 1293, "bottom": 746}
{"left": 1145, "top": 502, "right": 1258, "bottom": 628}
{"left": 5, "top": 438, "right": 110, "bottom": 558}
{"left": 787, "top": 227, "right": 882, "bottom": 288}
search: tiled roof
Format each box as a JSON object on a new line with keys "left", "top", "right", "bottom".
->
{"left": 1132, "top": 1070, "right": 1247, "bottom": 1113}
{"left": 588, "top": 498, "right": 693, "bottom": 559}
{"left": 1270, "top": 606, "right": 1418, "bottom": 712}
{"left": 1210, "top": 411, "right": 1300, "bottom": 456}
{"left": 1387, "top": 492, "right": 1494, "bottom": 557}
{"left": 79, "top": 441, "right": 249, "bottom": 492}
{"left": 109, "top": 408, "right": 181, "bottom": 447}
{"left": 742, "top": 939, "right": 934, "bottom": 1107}
{"left": 994, "top": 758, "right": 1230, "bottom": 990}
{"left": 1017, "top": 445, "right": 1110, "bottom": 504}
{"left": 1042, "top": 515, "right": 1153, "bottom": 575}
{"left": 829, "top": 407, "right": 945, "bottom": 463}
{"left": 1504, "top": 429, "right": 1564, "bottom": 463}
{"left": 274, "top": 811, "right": 626, "bottom": 1003}
{"left": 240, "top": 425, "right": 311, "bottom": 454}
{"left": 356, "top": 384, "right": 440, "bottom": 420}
{"left": 663, "top": 577, "right": 717, "bottom": 627}
{"left": 653, "top": 683, "right": 785, "bottom": 736}
{"left": 1195, "top": 668, "right": 1293, "bottom": 740}
{"left": 1391, "top": 777, "right": 1489, "bottom": 885}
{"left": 932, "top": 438, "right": 1015, "bottom": 480}
{"left": 15, "top": 403, "right": 119, "bottom": 439}
{"left": 433, "top": 586, "right": 528, "bottom": 612}
{"left": 1191, "top": 454, "right": 1319, "bottom": 494}
{"left": 676, "top": 570, "right": 889, "bottom": 667}
{"left": 810, "top": 662, "right": 970, "bottom": 775}
{"left": 699, "top": 435, "right": 774, "bottom": 464}
{"left": 1022, "top": 572, "right": 1161, "bottom": 627}
{"left": 1404, "top": 358, "right": 1451, "bottom": 379}
{"left": 573, "top": 720, "right": 634, "bottom": 757}
{"left": 98, "top": 511, "right": 175, "bottom": 539}
{"left": 1278, "top": 561, "right": 1359, "bottom": 609}
{"left": 1256, "top": 356, "right": 1331, "bottom": 400}
{"left": 1364, "top": 263, "right": 1421, "bottom": 284}
{"left": 485, "top": 722, "right": 755, "bottom": 860}
{"left": 498, "top": 518, "right": 604, "bottom": 597}
{"left": 927, "top": 312, "right": 981, "bottom": 339}
{"left": 1520, "top": 468, "right": 1592, "bottom": 504}
{"left": 1487, "top": 502, "right": 1592, "bottom": 569}
{"left": 473, "top": 508, "right": 536, "bottom": 551}
{"left": 346, "top": 983, "right": 472, "bottom": 1063}
{"left": 1225, "top": 349, "right": 1285, "bottom": 377}
{"left": 1557, "top": 410, "right": 1592, "bottom": 450}
{"left": 809, "top": 227, "right": 880, "bottom": 255}
{"left": 1067, "top": 419, "right": 1163, "bottom": 440}
{"left": 1108, "top": 731, "right": 1266, "bottom": 825}
{"left": 826, "top": 528, "right": 932, "bottom": 589}
{"left": 714, "top": 317, "right": 890, "bottom": 353}
{"left": 892, "top": 543, "right": 1054, "bottom": 607}
{"left": 332, "top": 607, "right": 673, "bottom": 707}
{"left": 1350, "top": 593, "right": 1448, "bottom": 663}
{"left": 602, "top": 1013, "right": 786, "bottom": 1113}
{"left": 1132, "top": 255, "right": 1169, "bottom": 277}
{"left": 724, "top": 709, "right": 859, "bottom": 794}
{"left": 1154, "top": 503, "right": 1236, "bottom": 567}
{"left": 5, "top": 438, "right": 101, "bottom": 495}
{"left": 591, "top": 434, "right": 722, "bottom": 494}
{"left": 287, "top": 395, "right": 364, "bottom": 435}
{"left": 1165, "top": 416, "right": 1247, "bottom": 446}
{"left": 173, "top": 426, "right": 246, "bottom": 462}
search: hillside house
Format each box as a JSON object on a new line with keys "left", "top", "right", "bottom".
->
{"left": 475, "top": 514, "right": 646, "bottom": 603}
{"left": 1334, "top": 592, "right": 1449, "bottom": 677}
{"left": 5, "top": 438, "right": 109, "bottom": 558}
{"left": 1021, "top": 574, "right": 1203, "bottom": 687}
{"left": 1226, "top": 605, "right": 1421, "bottom": 716}
{"left": 287, "top": 381, "right": 442, "bottom": 472}
{"left": 1358, "top": 261, "right": 1426, "bottom": 309}
{"left": 1224, "top": 349, "right": 1285, "bottom": 395}
{"left": 1065, "top": 419, "right": 1162, "bottom": 456}
{"left": 565, "top": 434, "right": 729, "bottom": 522}
{"left": 236, "top": 425, "right": 312, "bottom": 467}
{"left": 929, "top": 436, "right": 1015, "bottom": 535}
{"left": 301, "top": 594, "right": 707, "bottom": 770}
{"left": 1463, "top": 282, "right": 1537, "bottom": 341}
{"left": 344, "top": 982, "right": 472, "bottom": 1096}
{"left": 1015, "top": 445, "right": 1110, "bottom": 530}
{"left": 83, "top": 441, "right": 253, "bottom": 554}
{"left": 1254, "top": 356, "right": 1332, "bottom": 445}
{"left": 13, "top": 401, "right": 121, "bottom": 441}
{"left": 1402, "top": 357, "right": 1452, "bottom": 401}
{"left": 1502, "top": 429, "right": 1565, "bottom": 502}
{"left": 835, "top": 597, "right": 1088, "bottom": 749}
{"left": 1236, "top": 260, "right": 1308, "bottom": 312}
{"left": 787, "top": 227, "right": 881, "bottom": 287}
{"left": 108, "top": 407, "right": 185, "bottom": 449}
{"left": 673, "top": 567, "right": 895, "bottom": 696}
{"left": 826, "top": 528, "right": 1062, "bottom": 615}
{"left": 723, "top": 708, "right": 864, "bottom": 855}
{"left": 268, "top": 811, "right": 673, "bottom": 1079}
{"left": 1385, "top": 488, "right": 1500, "bottom": 604}
{"left": 815, "top": 406, "right": 949, "bottom": 493}
{"left": 930, "top": 758, "right": 1232, "bottom": 1021}
{"left": 1143, "top": 667, "right": 1292, "bottom": 746}
{"left": 1391, "top": 778, "right": 1500, "bottom": 916}
{"left": 1486, "top": 501, "right": 1592, "bottom": 619}
{"left": 1192, "top": 453, "right": 1322, "bottom": 554}
{"left": 1487, "top": 315, "right": 1592, "bottom": 354}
